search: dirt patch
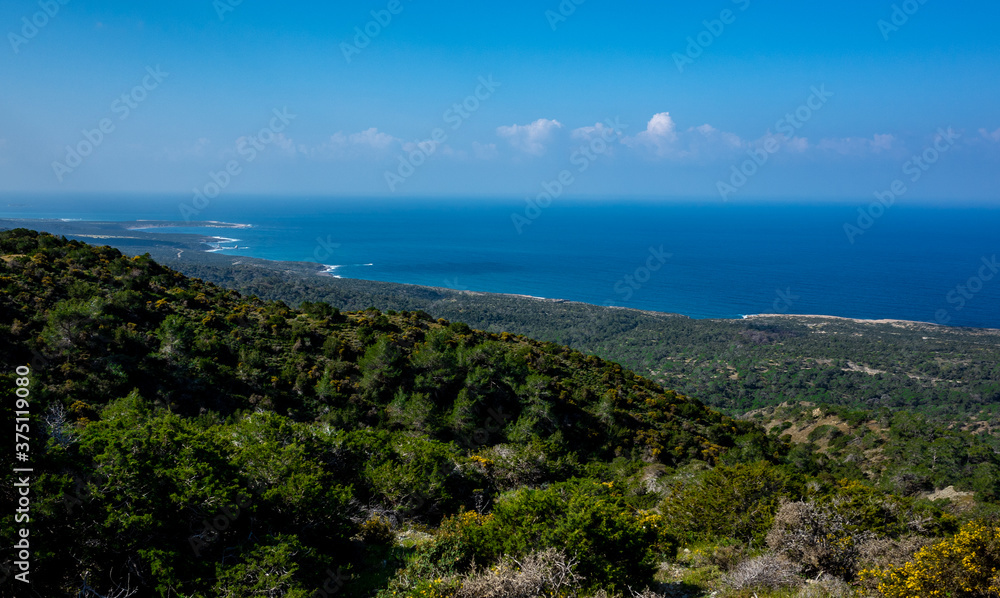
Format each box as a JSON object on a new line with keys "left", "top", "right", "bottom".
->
{"left": 921, "top": 486, "right": 976, "bottom": 512}
{"left": 843, "top": 361, "right": 886, "bottom": 376}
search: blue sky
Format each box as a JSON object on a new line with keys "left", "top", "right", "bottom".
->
{"left": 1, "top": 0, "right": 998, "bottom": 202}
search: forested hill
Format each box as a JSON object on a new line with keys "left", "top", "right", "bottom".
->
{"left": 72, "top": 231, "right": 1000, "bottom": 426}
{"left": 3, "top": 229, "right": 998, "bottom": 598}
{"left": 0, "top": 229, "right": 777, "bottom": 595}
{"left": 5, "top": 220, "right": 999, "bottom": 427}
{"left": 0, "top": 229, "right": 771, "bottom": 462}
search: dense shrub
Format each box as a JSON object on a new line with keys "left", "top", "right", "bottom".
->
{"left": 660, "top": 461, "right": 807, "bottom": 543}
{"left": 356, "top": 516, "right": 395, "bottom": 546}
{"left": 211, "top": 535, "right": 315, "bottom": 598}
{"left": 407, "top": 479, "right": 674, "bottom": 592}
{"left": 479, "top": 440, "right": 579, "bottom": 491}
{"left": 766, "top": 500, "right": 873, "bottom": 580}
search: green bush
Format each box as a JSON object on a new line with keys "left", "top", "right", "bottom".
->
{"left": 660, "top": 461, "right": 807, "bottom": 544}
{"left": 411, "top": 479, "right": 673, "bottom": 592}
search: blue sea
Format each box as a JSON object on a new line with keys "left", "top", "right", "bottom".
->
{"left": 4, "top": 195, "right": 999, "bottom": 329}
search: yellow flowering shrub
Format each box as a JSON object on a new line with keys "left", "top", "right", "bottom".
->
{"left": 357, "top": 515, "right": 395, "bottom": 546}
{"left": 860, "top": 520, "right": 1000, "bottom": 597}
{"left": 467, "top": 454, "right": 494, "bottom": 468}
{"left": 393, "top": 576, "right": 459, "bottom": 598}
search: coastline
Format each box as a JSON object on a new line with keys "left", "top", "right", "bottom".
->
{"left": 126, "top": 220, "right": 253, "bottom": 230}
{"left": 0, "top": 218, "right": 253, "bottom": 255}
{"left": 738, "top": 313, "right": 1000, "bottom": 335}
{"left": 740, "top": 313, "right": 944, "bottom": 328}
{"left": 3, "top": 216, "right": 999, "bottom": 333}
{"left": 313, "top": 265, "right": 1000, "bottom": 333}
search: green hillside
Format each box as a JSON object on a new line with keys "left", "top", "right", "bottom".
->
{"left": 1, "top": 229, "right": 998, "bottom": 598}
{"left": 5, "top": 219, "right": 1000, "bottom": 427}
{"left": 85, "top": 230, "right": 1000, "bottom": 426}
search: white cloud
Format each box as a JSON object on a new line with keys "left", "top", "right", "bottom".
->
{"left": 816, "top": 134, "right": 896, "bottom": 155}
{"left": 785, "top": 136, "right": 810, "bottom": 153}
{"left": 623, "top": 111, "right": 908, "bottom": 162}
{"left": 472, "top": 141, "right": 498, "bottom": 159}
{"left": 295, "top": 115, "right": 914, "bottom": 167}
{"left": 746, "top": 131, "right": 811, "bottom": 154}
{"left": 400, "top": 138, "right": 461, "bottom": 159}
{"left": 497, "top": 118, "right": 563, "bottom": 155}
{"left": 272, "top": 132, "right": 296, "bottom": 156}
{"left": 980, "top": 127, "right": 1000, "bottom": 142}
{"left": 227, "top": 132, "right": 299, "bottom": 161}
{"left": 331, "top": 127, "right": 398, "bottom": 151}
{"left": 309, "top": 127, "right": 403, "bottom": 159}
{"left": 645, "top": 112, "right": 679, "bottom": 142}
{"left": 622, "top": 113, "right": 679, "bottom": 157}
{"left": 687, "top": 124, "right": 743, "bottom": 153}
{"left": 567, "top": 122, "right": 628, "bottom": 158}
{"left": 871, "top": 133, "right": 895, "bottom": 152}
{"left": 438, "top": 145, "right": 464, "bottom": 158}
{"left": 625, "top": 113, "right": 746, "bottom": 159}
{"left": 304, "top": 128, "right": 502, "bottom": 163}
{"left": 400, "top": 139, "right": 432, "bottom": 153}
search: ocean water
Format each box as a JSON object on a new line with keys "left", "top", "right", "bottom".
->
{"left": 3, "top": 195, "right": 999, "bottom": 329}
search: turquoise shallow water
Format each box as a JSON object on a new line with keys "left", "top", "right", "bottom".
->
{"left": 4, "top": 195, "right": 999, "bottom": 329}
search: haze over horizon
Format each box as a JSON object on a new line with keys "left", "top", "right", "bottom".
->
{"left": 2, "top": 0, "right": 998, "bottom": 203}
